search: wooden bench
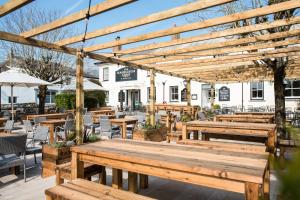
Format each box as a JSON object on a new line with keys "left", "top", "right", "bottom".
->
{"left": 166, "top": 131, "right": 182, "bottom": 143}
{"left": 46, "top": 178, "right": 155, "bottom": 200}
{"left": 55, "top": 162, "right": 103, "bottom": 185}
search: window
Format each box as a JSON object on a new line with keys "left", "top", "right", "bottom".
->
{"left": 250, "top": 82, "right": 264, "bottom": 100}
{"left": 45, "top": 90, "right": 57, "bottom": 104}
{"left": 169, "top": 86, "right": 179, "bottom": 102}
{"left": 181, "top": 88, "right": 187, "bottom": 102}
{"left": 103, "top": 67, "right": 109, "bottom": 81}
{"left": 147, "top": 87, "right": 156, "bottom": 101}
{"left": 8, "top": 97, "right": 17, "bottom": 104}
{"left": 285, "top": 80, "right": 300, "bottom": 98}
{"left": 105, "top": 91, "right": 109, "bottom": 102}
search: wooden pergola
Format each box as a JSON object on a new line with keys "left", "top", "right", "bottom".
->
{"left": 0, "top": 0, "right": 299, "bottom": 143}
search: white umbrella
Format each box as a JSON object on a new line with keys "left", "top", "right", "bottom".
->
{"left": 59, "top": 77, "right": 107, "bottom": 91}
{"left": 0, "top": 67, "right": 51, "bottom": 120}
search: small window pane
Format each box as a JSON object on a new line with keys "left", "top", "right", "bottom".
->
{"left": 293, "top": 89, "right": 300, "bottom": 97}
{"left": 293, "top": 80, "right": 300, "bottom": 88}
{"left": 285, "top": 89, "right": 292, "bottom": 97}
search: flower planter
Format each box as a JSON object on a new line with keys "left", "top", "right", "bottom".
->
{"left": 41, "top": 144, "right": 71, "bottom": 178}
{"left": 175, "top": 122, "right": 183, "bottom": 131}
{"left": 133, "top": 127, "right": 168, "bottom": 142}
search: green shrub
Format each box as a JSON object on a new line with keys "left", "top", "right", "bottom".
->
{"left": 180, "top": 114, "right": 192, "bottom": 122}
{"left": 55, "top": 93, "right": 76, "bottom": 110}
{"left": 84, "top": 91, "right": 106, "bottom": 109}
{"left": 213, "top": 104, "right": 220, "bottom": 110}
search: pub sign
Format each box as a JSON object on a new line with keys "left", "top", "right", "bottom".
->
{"left": 116, "top": 67, "right": 137, "bottom": 82}
{"left": 219, "top": 86, "right": 230, "bottom": 101}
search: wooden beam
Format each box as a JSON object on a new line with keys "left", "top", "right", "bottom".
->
{"left": 118, "top": 16, "right": 300, "bottom": 55}
{"left": 133, "top": 29, "right": 300, "bottom": 63}
{"left": 84, "top": 0, "right": 300, "bottom": 52}
{"left": 0, "top": 0, "right": 32, "bottom": 17}
{"left": 145, "top": 38, "right": 300, "bottom": 65}
{"left": 76, "top": 51, "right": 84, "bottom": 145}
{"left": 56, "top": 0, "right": 235, "bottom": 46}
{"left": 186, "top": 79, "right": 191, "bottom": 115}
{"left": 20, "top": 0, "right": 136, "bottom": 38}
{"left": 149, "top": 69, "right": 155, "bottom": 126}
{"left": 0, "top": 30, "right": 194, "bottom": 81}
{"left": 154, "top": 46, "right": 300, "bottom": 69}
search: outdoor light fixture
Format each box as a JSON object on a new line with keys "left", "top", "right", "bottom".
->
{"left": 183, "top": 79, "right": 187, "bottom": 87}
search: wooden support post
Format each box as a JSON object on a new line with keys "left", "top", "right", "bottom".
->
{"left": 186, "top": 79, "right": 192, "bottom": 117}
{"left": 182, "top": 123, "right": 188, "bottom": 140}
{"left": 263, "top": 165, "right": 270, "bottom": 200}
{"left": 139, "top": 174, "right": 149, "bottom": 189}
{"left": 128, "top": 171, "right": 138, "bottom": 193}
{"left": 100, "top": 166, "right": 106, "bottom": 185}
{"left": 112, "top": 168, "right": 123, "bottom": 189}
{"left": 245, "top": 182, "right": 261, "bottom": 200}
{"left": 55, "top": 168, "right": 64, "bottom": 185}
{"left": 71, "top": 152, "right": 84, "bottom": 180}
{"left": 149, "top": 69, "right": 155, "bottom": 126}
{"left": 76, "top": 50, "right": 84, "bottom": 144}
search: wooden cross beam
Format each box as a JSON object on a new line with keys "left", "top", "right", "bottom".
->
{"left": 56, "top": 0, "right": 235, "bottom": 46}
{"left": 0, "top": 0, "right": 33, "bottom": 17}
{"left": 118, "top": 16, "right": 300, "bottom": 55}
{"left": 83, "top": 0, "right": 300, "bottom": 52}
{"left": 20, "top": 0, "right": 136, "bottom": 38}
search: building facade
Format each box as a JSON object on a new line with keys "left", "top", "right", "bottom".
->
{"left": 98, "top": 63, "right": 300, "bottom": 111}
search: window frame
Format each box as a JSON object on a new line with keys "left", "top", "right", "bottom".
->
{"left": 285, "top": 80, "right": 300, "bottom": 99}
{"left": 169, "top": 86, "right": 179, "bottom": 102}
{"left": 8, "top": 96, "right": 17, "bottom": 104}
{"left": 147, "top": 87, "right": 156, "bottom": 102}
{"left": 250, "top": 82, "right": 264, "bottom": 100}
{"left": 105, "top": 91, "right": 109, "bottom": 102}
{"left": 103, "top": 67, "right": 109, "bottom": 81}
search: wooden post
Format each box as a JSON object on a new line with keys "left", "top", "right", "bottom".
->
{"left": 71, "top": 152, "right": 84, "bottom": 180}
{"left": 139, "top": 174, "right": 149, "bottom": 189}
{"left": 245, "top": 182, "right": 261, "bottom": 200}
{"left": 76, "top": 50, "right": 84, "bottom": 144}
{"left": 128, "top": 172, "right": 138, "bottom": 193}
{"left": 112, "top": 168, "right": 123, "bottom": 189}
{"left": 186, "top": 79, "right": 191, "bottom": 117}
{"left": 149, "top": 69, "right": 155, "bottom": 126}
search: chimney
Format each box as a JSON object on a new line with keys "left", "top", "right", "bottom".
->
{"left": 113, "top": 36, "right": 122, "bottom": 55}
{"left": 171, "top": 24, "right": 180, "bottom": 40}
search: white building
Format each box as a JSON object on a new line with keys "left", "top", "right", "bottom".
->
{"left": 98, "top": 63, "right": 300, "bottom": 111}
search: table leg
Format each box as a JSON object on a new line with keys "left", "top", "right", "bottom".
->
{"left": 128, "top": 172, "right": 138, "bottom": 193}
{"left": 55, "top": 168, "right": 64, "bottom": 185}
{"left": 263, "top": 166, "right": 270, "bottom": 200}
{"left": 192, "top": 132, "right": 198, "bottom": 140}
{"left": 122, "top": 122, "right": 126, "bottom": 139}
{"left": 182, "top": 123, "right": 188, "bottom": 140}
{"left": 139, "top": 174, "right": 148, "bottom": 189}
{"left": 71, "top": 152, "right": 84, "bottom": 180}
{"left": 245, "top": 182, "right": 261, "bottom": 200}
{"left": 100, "top": 166, "right": 106, "bottom": 185}
{"left": 201, "top": 133, "right": 209, "bottom": 141}
{"left": 112, "top": 168, "right": 123, "bottom": 189}
{"left": 49, "top": 124, "right": 54, "bottom": 144}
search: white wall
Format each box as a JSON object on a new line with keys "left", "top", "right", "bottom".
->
{"left": 0, "top": 86, "right": 36, "bottom": 104}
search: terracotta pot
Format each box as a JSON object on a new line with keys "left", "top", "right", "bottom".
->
{"left": 133, "top": 127, "right": 168, "bottom": 142}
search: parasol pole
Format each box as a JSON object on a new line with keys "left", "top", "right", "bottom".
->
{"left": 11, "top": 85, "right": 14, "bottom": 121}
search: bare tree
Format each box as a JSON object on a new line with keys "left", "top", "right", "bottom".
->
{"left": 188, "top": 0, "right": 298, "bottom": 138}
{"left": 0, "top": 6, "right": 74, "bottom": 114}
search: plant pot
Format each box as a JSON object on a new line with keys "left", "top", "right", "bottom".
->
{"left": 175, "top": 122, "right": 183, "bottom": 131}
{"left": 41, "top": 144, "right": 71, "bottom": 178}
{"left": 133, "top": 127, "right": 168, "bottom": 142}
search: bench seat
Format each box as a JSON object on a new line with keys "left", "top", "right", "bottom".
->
{"left": 46, "top": 178, "right": 155, "bottom": 200}
{"left": 166, "top": 131, "right": 182, "bottom": 143}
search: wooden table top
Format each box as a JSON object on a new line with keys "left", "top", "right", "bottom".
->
{"left": 27, "top": 113, "right": 67, "bottom": 118}
{"left": 110, "top": 118, "right": 138, "bottom": 123}
{"left": 217, "top": 114, "right": 274, "bottom": 119}
{"left": 40, "top": 119, "right": 66, "bottom": 124}
{"left": 0, "top": 118, "right": 7, "bottom": 121}
{"left": 185, "top": 121, "right": 276, "bottom": 130}
{"left": 235, "top": 112, "right": 274, "bottom": 116}
{"left": 71, "top": 139, "right": 268, "bottom": 184}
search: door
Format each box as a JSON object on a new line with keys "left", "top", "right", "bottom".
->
{"left": 201, "top": 84, "right": 211, "bottom": 108}
{"left": 131, "top": 90, "right": 140, "bottom": 111}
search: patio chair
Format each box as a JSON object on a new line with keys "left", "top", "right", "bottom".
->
{"left": 0, "top": 120, "right": 14, "bottom": 133}
{"left": 33, "top": 116, "right": 46, "bottom": 125}
{"left": 54, "top": 120, "right": 75, "bottom": 141}
{"left": 83, "top": 115, "right": 100, "bottom": 135}
{"left": 198, "top": 112, "right": 206, "bottom": 121}
{"left": 23, "top": 120, "right": 34, "bottom": 139}
{"left": 99, "top": 119, "right": 121, "bottom": 139}
{"left": 26, "top": 126, "right": 49, "bottom": 164}
{"left": 0, "top": 133, "right": 27, "bottom": 182}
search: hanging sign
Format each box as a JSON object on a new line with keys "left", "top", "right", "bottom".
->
{"left": 219, "top": 86, "right": 230, "bottom": 101}
{"left": 116, "top": 67, "right": 137, "bottom": 82}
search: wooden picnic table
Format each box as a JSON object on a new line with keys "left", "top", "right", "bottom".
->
{"left": 0, "top": 118, "right": 7, "bottom": 127}
{"left": 216, "top": 114, "right": 274, "bottom": 123}
{"left": 92, "top": 114, "right": 116, "bottom": 123}
{"left": 235, "top": 112, "right": 275, "bottom": 116}
{"left": 40, "top": 119, "right": 66, "bottom": 144}
{"left": 71, "top": 139, "right": 270, "bottom": 200}
{"left": 26, "top": 113, "right": 67, "bottom": 121}
{"left": 89, "top": 110, "right": 115, "bottom": 116}
{"left": 182, "top": 121, "right": 277, "bottom": 151}
{"left": 110, "top": 118, "right": 138, "bottom": 139}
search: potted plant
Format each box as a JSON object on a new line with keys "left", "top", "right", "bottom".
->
{"left": 133, "top": 119, "right": 168, "bottom": 142}
{"left": 42, "top": 130, "right": 100, "bottom": 178}
{"left": 174, "top": 113, "right": 192, "bottom": 131}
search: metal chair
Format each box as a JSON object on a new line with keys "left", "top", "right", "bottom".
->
{"left": 99, "top": 119, "right": 121, "bottom": 139}
{"left": 0, "top": 120, "right": 14, "bottom": 133}
{"left": 0, "top": 133, "right": 27, "bottom": 182}
{"left": 54, "top": 120, "right": 75, "bottom": 141}
{"left": 23, "top": 120, "right": 34, "bottom": 139}
{"left": 83, "top": 115, "right": 99, "bottom": 135}
{"left": 26, "top": 126, "right": 49, "bottom": 164}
